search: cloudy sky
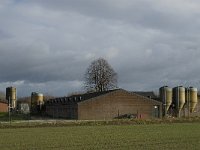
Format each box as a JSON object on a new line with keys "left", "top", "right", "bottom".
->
{"left": 1, "top": 0, "right": 200, "bottom": 97}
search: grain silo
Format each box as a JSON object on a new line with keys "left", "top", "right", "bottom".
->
{"left": 31, "top": 92, "right": 44, "bottom": 112}
{"left": 159, "top": 86, "right": 172, "bottom": 116}
{"left": 6, "top": 87, "right": 17, "bottom": 109}
{"left": 173, "top": 86, "right": 185, "bottom": 117}
{"left": 186, "top": 87, "right": 198, "bottom": 113}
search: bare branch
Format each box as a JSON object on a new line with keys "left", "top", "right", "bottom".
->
{"left": 84, "top": 58, "right": 118, "bottom": 92}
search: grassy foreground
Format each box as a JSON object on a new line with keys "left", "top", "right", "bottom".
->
{"left": 0, "top": 123, "right": 200, "bottom": 150}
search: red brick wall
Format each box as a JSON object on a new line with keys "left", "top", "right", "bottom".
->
{"left": 78, "top": 90, "right": 162, "bottom": 120}
{"left": 0, "top": 102, "right": 8, "bottom": 112}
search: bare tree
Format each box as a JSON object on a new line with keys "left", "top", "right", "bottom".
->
{"left": 84, "top": 58, "right": 118, "bottom": 92}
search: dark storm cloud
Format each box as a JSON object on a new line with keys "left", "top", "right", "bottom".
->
{"left": 1, "top": 0, "right": 200, "bottom": 96}
{"left": 27, "top": 0, "right": 200, "bottom": 33}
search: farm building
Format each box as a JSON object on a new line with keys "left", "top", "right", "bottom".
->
{"left": 45, "top": 89, "right": 162, "bottom": 120}
{"left": 0, "top": 99, "right": 8, "bottom": 112}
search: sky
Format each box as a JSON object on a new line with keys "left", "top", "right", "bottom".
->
{"left": 1, "top": 0, "right": 200, "bottom": 97}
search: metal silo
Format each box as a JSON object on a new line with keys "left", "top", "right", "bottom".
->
{"left": 173, "top": 86, "right": 185, "bottom": 117}
{"left": 31, "top": 92, "right": 44, "bottom": 105}
{"left": 31, "top": 92, "right": 44, "bottom": 112}
{"left": 159, "top": 86, "right": 172, "bottom": 116}
{"left": 189, "top": 87, "right": 198, "bottom": 113}
{"left": 6, "top": 87, "right": 17, "bottom": 109}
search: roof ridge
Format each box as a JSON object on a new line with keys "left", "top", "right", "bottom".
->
{"left": 46, "top": 89, "right": 120, "bottom": 103}
{"left": 130, "top": 91, "right": 161, "bottom": 104}
{"left": 77, "top": 89, "right": 121, "bottom": 104}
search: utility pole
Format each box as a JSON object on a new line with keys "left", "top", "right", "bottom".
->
{"left": 164, "top": 89, "right": 167, "bottom": 117}
{"left": 8, "top": 96, "right": 12, "bottom": 125}
{"left": 177, "top": 87, "right": 180, "bottom": 118}
{"left": 188, "top": 87, "right": 190, "bottom": 118}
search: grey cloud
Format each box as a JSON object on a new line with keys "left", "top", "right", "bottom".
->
{"left": 26, "top": 0, "right": 200, "bottom": 33}
{"left": 1, "top": 0, "right": 200, "bottom": 96}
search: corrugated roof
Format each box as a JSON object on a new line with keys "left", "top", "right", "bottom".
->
{"left": 45, "top": 89, "right": 119, "bottom": 104}
{"left": 132, "top": 91, "right": 158, "bottom": 99}
{"left": 80, "top": 89, "right": 162, "bottom": 105}
{"left": 46, "top": 89, "right": 162, "bottom": 105}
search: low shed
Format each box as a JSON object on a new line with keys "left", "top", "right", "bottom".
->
{"left": 45, "top": 89, "right": 162, "bottom": 120}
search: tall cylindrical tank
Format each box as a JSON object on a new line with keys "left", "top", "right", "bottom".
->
{"left": 189, "top": 87, "right": 198, "bottom": 113}
{"left": 173, "top": 86, "right": 185, "bottom": 112}
{"left": 31, "top": 92, "right": 44, "bottom": 106}
{"left": 159, "top": 86, "right": 172, "bottom": 112}
{"left": 6, "top": 87, "right": 17, "bottom": 109}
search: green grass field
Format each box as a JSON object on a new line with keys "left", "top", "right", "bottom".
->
{"left": 0, "top": 123, "right": 200, "bottom": 150}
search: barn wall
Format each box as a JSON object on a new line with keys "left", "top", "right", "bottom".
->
{"left": 78, "top": 90, "right": 162, "bottom": 120}
{"left": 45, "top": 103, "right": 78, "bottom": 119}
{"left": 0, "top": 101, "right": 8, "bottom": 112}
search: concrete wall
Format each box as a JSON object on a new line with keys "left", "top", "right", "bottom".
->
{"left": 78, "top": 90, "right": 162, "bottom": 120}
{"left": 0, "top": 101, "right": 8, "bottom": 112}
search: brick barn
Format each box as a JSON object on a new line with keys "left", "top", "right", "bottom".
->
{"left": 45, "top": 89, "right": 162, "bottom": 120}
{"left": 0, "top": 100, "right": 8, "bottom": 112}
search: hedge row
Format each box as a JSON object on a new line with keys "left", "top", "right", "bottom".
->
{"left": 0, "top": 117, "right": 200, "bottom": 129}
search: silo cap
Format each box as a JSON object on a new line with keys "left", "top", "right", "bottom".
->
{"left": 190, "top": 87, "right": 197, "bottom": 91}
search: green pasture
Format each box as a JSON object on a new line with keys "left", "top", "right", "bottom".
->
{"left": 0, "top": 123, "right": 199, "bottom": 150}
